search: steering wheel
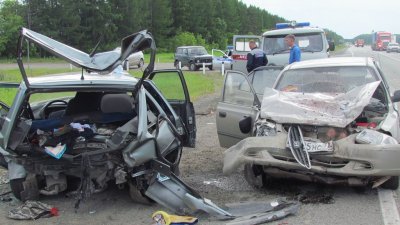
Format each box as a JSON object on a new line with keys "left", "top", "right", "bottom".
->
{"left": 40, "top": 100, "right": 68, "bottom": 119}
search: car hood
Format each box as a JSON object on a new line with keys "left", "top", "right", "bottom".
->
{"left": 192, "top": 54, "right": 212, "bottom": 59}
{"left": 260, "top": 81, "right": 381, "bottom": 128}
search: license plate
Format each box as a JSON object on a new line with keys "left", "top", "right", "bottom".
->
{"left": 304, "top": 141, "right": 333, "bottom": 152}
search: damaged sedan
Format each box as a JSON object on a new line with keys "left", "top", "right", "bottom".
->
{"left": 218, "top": 57, "right": 400, "bottom": 190}
{"left": 0, "top": 28, "right": 234, "bottom": 217}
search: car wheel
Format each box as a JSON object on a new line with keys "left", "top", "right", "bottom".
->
{"left": 243, "top": 164, "right": 268, "bottom": 189}
{"left": 128, "top": 181, "right": 153, "bottom": 205}
{"left": 138, "top": 58, "right": 144, "bottom": 68}
{"left": 189, "top": 62, "right": 196, "bottom": 71}
{"left": 381, "top": 176, "right": 399, "bottom": 190}
{"left": 174, "top": 60, "right": 180, "bottom": 69}
{"left": 0, "top": 153, "right": 7, "bottom": 169}
{"left": 10, "top": 177, "right": 40, "bottom": 201}
{"left": 208, "top": 65, "right": 213, "bottom": 70}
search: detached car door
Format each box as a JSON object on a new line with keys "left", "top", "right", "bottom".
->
{"left": 148, "top": 70, "right": 196, "bottom": 147}
{"left": 216, "top": 71, "right": 259, "bottom": 148}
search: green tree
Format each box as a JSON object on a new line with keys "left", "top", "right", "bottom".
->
{"left": 0, "top": 0, "right": 25, "bottom": 57}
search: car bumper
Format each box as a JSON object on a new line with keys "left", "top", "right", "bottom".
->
{"left": 223, "top": 133, "right": 400, "bottom": 177}
{"left": 195, "top": 62, "right": 212, "bottom": 66}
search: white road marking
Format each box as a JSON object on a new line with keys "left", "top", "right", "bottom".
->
{"left": 379, "top": 52, "right": 400, "bottom": 63}
{"left": 378, "top": 188, "right": 400, "bottom": 225}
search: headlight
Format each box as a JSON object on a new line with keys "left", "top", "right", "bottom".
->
{"left": 355, "top": 129, "right": 398, "bottom": 145}
{"left": 196, "top": 59, "right": 200, "bottom": 63}
{"left": 256, "top": 120, "right": 277, "bottom": 137}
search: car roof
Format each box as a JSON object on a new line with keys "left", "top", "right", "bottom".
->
{"left": 28, "top": 72, "right": 138, "bottom": 87}
{"left": 262, "top": 27, "right": 324, "bottom": 36}
{"left": 285, "top": 57, "right": 373, "bottom": 70}
{"left": 177, "top": 46, "right": 205, "bottom": 49}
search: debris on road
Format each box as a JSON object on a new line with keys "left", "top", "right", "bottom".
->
{"left": 152, "top": 210, "right": 198, "bottom": 225}
{"left": 8, "top": 200, "right": 59, "bottom": 220}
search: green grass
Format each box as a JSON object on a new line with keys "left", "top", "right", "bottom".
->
{"left": 0, "top": 68, "right": 80, "bottom": 105}
{"left": 144, "top": 52, "right": 174, "bottom": 63}
{"left": 333, "top": 44, "right": 348, "bottom": 52}
{"left": 0, "top": 57, "right": 65, "bottom": 64}
{"left": 130, "top": 70, "right": 222, "bottom": 101}
{"left": 0, "top": 67, "right": 223, "bottom": 105}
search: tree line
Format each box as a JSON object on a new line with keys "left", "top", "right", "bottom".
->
{"left": 0, "top": 0, "right": 343, "bottom": 58}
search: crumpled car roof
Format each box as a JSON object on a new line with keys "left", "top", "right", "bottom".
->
{"left": 20, "top": 28, "right": 153, "bottom": 73}
{"left": 260, "top": 81, "right": 381, "bottom": 127}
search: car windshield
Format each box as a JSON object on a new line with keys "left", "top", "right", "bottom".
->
{"left": 188, "top": 47, "right": 208, "bottom": 55}
{"left": 264, "top": 33, "right": 323, "bottom": 55}
{"left": 275, "top": 66, "right": 378, "bottom": 93}
{"left": 250, "top": 68, "right": 282, "bottom": 95}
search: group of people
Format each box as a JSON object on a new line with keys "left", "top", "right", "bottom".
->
{"left": 246, "top": 34, "right": 301, "bottom": 73}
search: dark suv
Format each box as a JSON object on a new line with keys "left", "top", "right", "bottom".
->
{"left": 174, "top": 46, "right": 213, "bottom": 71}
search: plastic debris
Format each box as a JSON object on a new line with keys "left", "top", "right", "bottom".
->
{"left": 8, "top": 200, "right": 59, "bottom": 220}
{"left": 151, "top": 210, "right": 198, "bottom": 225}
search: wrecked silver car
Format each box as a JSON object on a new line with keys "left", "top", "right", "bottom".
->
{"left": 0, "top": 28, "right": 237, "bottom": 217}
{"left": 218, "top": 57, "right": 400, "bottom": 190}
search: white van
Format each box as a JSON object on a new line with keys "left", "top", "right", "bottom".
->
{"left": 231, "top": 22, "right": 335, "bottom": 73}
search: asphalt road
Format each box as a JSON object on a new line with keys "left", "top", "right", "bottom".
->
{"left": 0, "top": 47, "right": 400, "bottom": 225}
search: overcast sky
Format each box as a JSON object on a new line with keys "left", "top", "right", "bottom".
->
{"left": 241, "top": 0, "right": 400, "bottom": 39}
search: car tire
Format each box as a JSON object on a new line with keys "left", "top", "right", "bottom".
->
{"left": 10, "top": 178, "right": 25, "bottom": 200}
{"left": 128, "top": 181, "right": 153, "bottom": 205}
{"left": 208, "top": 65, "right": 213, "bottom": 70}
{"left": 174, "top": 60, "right": 180, "bottom": 69}
{"left": 138, "top": 58, "right": 144, "bottom": 68}
{"left": 381, "top": 176, "right": 399, "bottom": 190}
{"left": 189, "top": 62, "right": 196, "bottom": 71}
{"left": 0, "top": 153, "right": 7, "bottom": 169}
{"left": 243, "top": 164, "right": 268, "bottom": 189}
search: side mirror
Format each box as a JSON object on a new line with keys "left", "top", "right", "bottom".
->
{"left": 223, "top": 55, "right": 228, "bottom": 59}
{"left": 392, "top": 90, "right": 400, "bottom": 103}
{"left": 328, "top": 41, "right": 335, "bottom": 51}
{"left": 239, "top": 116, "right": 252, "bottom": 134}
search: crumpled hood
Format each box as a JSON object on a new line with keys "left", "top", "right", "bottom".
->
{"left": 260, "top": 81, "right": 381, "bottom": 128}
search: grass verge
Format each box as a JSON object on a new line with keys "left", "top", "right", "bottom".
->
{"left": 0, "top": 68, "right": 223, "bottom": 105}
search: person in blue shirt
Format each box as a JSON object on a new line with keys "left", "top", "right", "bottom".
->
{"left": 285, "top": 34, "right": 301, "bottom": 64}
{"left": 246, "top": 41, "right": 268, "bottom": 73}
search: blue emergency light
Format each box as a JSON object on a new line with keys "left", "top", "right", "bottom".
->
{"left": 276, "top": 21, "right": 310, "bottom": 29}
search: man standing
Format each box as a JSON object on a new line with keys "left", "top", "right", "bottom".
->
{"left": 246, "top": 40, "right": 268, "bottom": 73}
{"left": 285, "top": 34, "right": 301, "bottom": 64}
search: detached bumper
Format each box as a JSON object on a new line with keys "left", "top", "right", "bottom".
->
{"left": 223, "top": 133, "right": 400, "bottom": 177}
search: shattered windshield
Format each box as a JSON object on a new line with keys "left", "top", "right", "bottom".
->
{"left": 188, "top": 47, "right": 208, "bottom": 55}
{"left": 250, "top": 68, "right": 282, "bottom": 95}
{"left": 275, "top": 66, "right": 378, "bottom": 93}
{"left": 264, "top": 33, "right": 323, "bottom": 55}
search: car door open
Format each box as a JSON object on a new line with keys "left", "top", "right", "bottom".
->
{"left": 148, "top": 69, "right": 196, "bottom": 147}
{"left": 216, "top": 71, "right": 259, "bottom": 148}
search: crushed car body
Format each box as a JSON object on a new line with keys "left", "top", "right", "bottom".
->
{"left": 219, "top": 57, "right": 400, "bottom": 189}
{"left": 0, "top": 27, "right": 241, "bottom": 218}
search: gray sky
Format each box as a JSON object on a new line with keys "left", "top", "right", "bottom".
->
{"left": 241, "top": 0, "right": 400, "bottom": 39}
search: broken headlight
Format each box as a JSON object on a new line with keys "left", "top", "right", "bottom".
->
{"left": 355, "top": 129, "right": 398, "bottom": 145}
{"left": 256, "top": 120, "right": 276, "bottom": 137}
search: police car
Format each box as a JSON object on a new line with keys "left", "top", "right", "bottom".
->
{"left": 231, "top": 22, "right": 335, "bottom": 73}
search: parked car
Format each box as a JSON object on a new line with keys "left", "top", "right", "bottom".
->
{"left": 0, "top": 28, "right": 232, "bottom": 217}
{"left": 211, "top": 49, "right": 233, "bottom": 70}
{"left": 218, "top": 57, "right": 400, "bottom": 190}
{"left": 174, "top": 46, "right": 213, "bottom": 71}
{"left": 115, "top": 47, "right": 144, "bottom": 69}
{"left": 386, "top": 43, "right": 400, "bottom": 53}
